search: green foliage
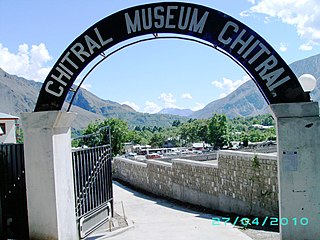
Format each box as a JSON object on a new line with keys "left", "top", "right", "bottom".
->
{"left": 103, "top": 118, "right": 129, "bottom": 155}
{"left": 77, "top": 118, "right": 130, "bottom": 156}
{"left": 228, "top": 114, "right": 276, "bottom": 143}
{"left": 149, "top": 132, "right": 166, "bottom": 148}
{"left": 208, "top": 114, "right": 229, "bottom": 149}
{"left": 252, "top": 155, "right": 261, "bottom": 168}
{"left": 242, "top": 137, "right": 249, "bottom": 147}
{"left": 172, "top": 119, "right": 181, "bottom": 127}
{"left": 74, "top": 113, "right": 276, "bottom": 155}
{"left": 178, "top": 119, "right": 209, "bottom": 145}
{"left": 16, "top": 127, "right": 24, "bottom": 143}
{"left": 126, "top": 130, "right": 142, "bottom": 144}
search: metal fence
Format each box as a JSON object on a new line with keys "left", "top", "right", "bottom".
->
{"left": 0, "top": 143, "right": 29, "bottom": 240}
{"left": 72, "top": 144, "right": 113, "bottom": 238}
{"left": 0, "top": 130, "right": 113, "bottom": 239}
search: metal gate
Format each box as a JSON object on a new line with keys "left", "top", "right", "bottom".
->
{"left": 72, "top": 144, "right": 113, "bottom": 238}
{"left": 0, "top": 138, "right": 113, "bottom": 239}
{"left": 0, "top": 143, "right": 29, "bottom": 240}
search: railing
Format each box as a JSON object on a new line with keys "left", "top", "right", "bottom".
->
{"left": 72, "top": 144, "right": 113, "bottom": 238}
{"left": 0, "top": 143, "right": 29, "bottom": 240}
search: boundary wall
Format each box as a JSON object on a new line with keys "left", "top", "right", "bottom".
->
{"left": 113, "top": 150, "right": 279, "bottom": 217}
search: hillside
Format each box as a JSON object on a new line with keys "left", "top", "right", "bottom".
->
{"left": 191, "top": 80, "right": 268, "bottom": 119}
{"left": 158, "top": 108, "right": 193, "bottom": 117}
{"left": 0, "top": 68, "right": 187, "bottom": 129}
{"left": 0, "top": 53, "right": 319, "bottom": 127}
{"left": 191, "top": 53, "right": 320, "bottom": 119}
{"left": 290, "top": 54, "right": 320, "bottom": 101}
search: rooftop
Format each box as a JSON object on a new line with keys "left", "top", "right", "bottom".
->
{"left": 0, "top": 112, "right": 19, "bottom": 119}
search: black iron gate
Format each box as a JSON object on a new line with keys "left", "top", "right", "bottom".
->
{"left": 0, "top": 143, "right": 29, "bottom": 240}
{"left": 72, "top": 144, "right": 113, "bottom": 238}
{"left": 0, "top": 134, "right": 113, "bottom": 239}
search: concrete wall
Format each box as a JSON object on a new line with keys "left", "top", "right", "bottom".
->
{"left": 0, "top": 119, "right": 17, "bottom": 144}
{"left": 113, "top": 150, "right": 279, "bottom": 217}
{"left": 22, "top": 111, "right": 78, "bottom": 240}
{"left": 163, "top": 152, "right": 217, "bottom": 162}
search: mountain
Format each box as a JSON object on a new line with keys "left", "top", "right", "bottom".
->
{"left": 66, "top": 87, "right": 188, "bottom": 127}
{"left": 0, "top": 68, "right": 104, "bottom": 129}
{"left": 289, "top": 54, "right": 320, "bottom": 101}
{"left": 191, "top": 53, "right": 320, "bottom": 119}
{"left": 158, "top": 108, "right": 193, "bottom": 117}
{"left": 0, "top": 68, "right": 187, "bottom": 129}
{"left": 191, "top": 80, "right": 268, "bottom": 119}
{"left": 1, "top": 53, "right": 319, "bottom": 127}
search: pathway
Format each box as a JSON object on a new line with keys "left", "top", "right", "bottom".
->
{"left": 99, "top": 181, "right": 254, "bottom": 240}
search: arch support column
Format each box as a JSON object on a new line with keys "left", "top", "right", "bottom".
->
{"left": 270, "top": 102, "right": 320, "bottom": 240}
{"left": 21, "top": 111, "right": 78, "bottom": 240}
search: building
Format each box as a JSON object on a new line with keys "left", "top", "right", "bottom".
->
{"left": 0, "top": 112, "right": 19, "bottom": 144}
{"left": 192, "top": 142, "right": 211, "bottom": 150}
{"left": 251, "top": 124, "right": 274, "bottom": 130}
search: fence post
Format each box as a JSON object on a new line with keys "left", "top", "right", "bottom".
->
{"left": 21, "top": 111, "right": 78, "bottom": 240}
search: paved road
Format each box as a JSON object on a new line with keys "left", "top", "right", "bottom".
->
{"left": 103, "top": 182, "right": 253, "bottom": 240}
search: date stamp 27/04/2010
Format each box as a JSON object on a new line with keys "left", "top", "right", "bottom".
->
{"left": 211, "top": 216, "right": 309, "bottom": 227}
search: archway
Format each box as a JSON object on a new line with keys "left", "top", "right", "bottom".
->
{"left": 22, "top": 2, "right": 319, "bottom": 240}
{"left": 34, "top": 2, "right": 310, "bottom": 112}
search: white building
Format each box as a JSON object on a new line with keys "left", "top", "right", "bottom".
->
{"left": 251, "top": 124, "right": 274, "bottom": 130}
{"left": 0, "top": 112, "right": 19, "bottom": 144}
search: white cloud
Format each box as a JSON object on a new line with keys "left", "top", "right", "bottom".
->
{"left": 81, "top": 83, "right": 92, "bottom": 91}
{"left": 191, "top": 102, "right": 205, "bottom": 111}
{"left": 243, "top": 0, "right": 320, "bottom": 46}
{"left": 159, "top": 93, "right": 175, "bottom": 103}
{"left": 158, "top": 93, "right": 178, "bottom": 108}
{"left": 143, "top": 101, "right": 162, "bottom": 114}
{"left": 212, "top": 76, "right": 250, "bottom": 97}
{"left": 219, "top": 93, "right": 228, "bottom": 99}
{"left": 279, "top": 42, "right": 288, "bottom": 52}
{"left": 181, "top": 93, "right": 193, "bottom": 99}
{"left": 299, "top": 42, "right": 313, "bottom": 51}
{"left": 0, "top": 43, "right": 52, "bottom": 81}
{"left": 122, "top": 101, "right": 140, "bottom": 111}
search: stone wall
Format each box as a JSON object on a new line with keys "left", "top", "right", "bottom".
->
{"left": 113, "top": 150, "right": 279, "bottom": 217}
{"left": 162, "top": 152, "right": 217, "bottom": 162}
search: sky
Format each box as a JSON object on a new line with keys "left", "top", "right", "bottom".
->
{"left": 0, "top": 0, "right": 319, "bottom": 113}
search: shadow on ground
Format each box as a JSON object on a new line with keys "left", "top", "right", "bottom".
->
{"left": 113, "top": 179, "right": 279, "bottom": 232}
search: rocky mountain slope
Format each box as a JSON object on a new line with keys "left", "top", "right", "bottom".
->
{"left": 0, "top": 68, "right": 187, "bottom": 129}
{"left": 0, "top": 53, "right": 319, "bottom": 128}
{"left": 158, "top": 108, "right": 193, "bottom": 117}
{"left": 191, "top": 53, "right": 320, "bottom": 119}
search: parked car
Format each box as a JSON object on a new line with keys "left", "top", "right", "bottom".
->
{"left": 127, "top": 152, "right": 137, "bottom": 159}
{"left": 146, "top": 153, "right": 162, "bottom": 159}
{"left": 192, "top": 150, "right": 203, "bottom": 154}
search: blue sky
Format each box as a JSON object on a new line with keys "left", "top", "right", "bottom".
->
{"left": 1, "top": 0, "right": 319, "bottom": 113}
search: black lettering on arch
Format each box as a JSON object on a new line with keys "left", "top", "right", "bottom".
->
{"left": 35, "top": 2, "right": 309, "bottom": 112}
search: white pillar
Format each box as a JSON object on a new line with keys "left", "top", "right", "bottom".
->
{"left": 270, "top": 102, "right": 320, "bottom": 240}
{"left": 21, "top": 111, "right": 78, "bottom": 240}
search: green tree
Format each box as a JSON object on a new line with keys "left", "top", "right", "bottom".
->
{"left": 172, "top": 120, "right": 181, "bottom": 127}
{"left": 179, "top": 122, "right": 197, "bottom": 145}
{"left": 261, "top": 115, "right": 274, "bottom": 126}
{"left": 208, "top": 114, "right": 229, "bottom": 149}
{"left": 149, "top": 132, "right": 165, "bottom": 148}
{"left": 104, "top": 118, "right": 129, "bottom": 155}
{"left": 126, "top": 130, "right": 142, "bottom": 144}
{"left": 194, "top": 119, "right": 209, "bottom": 143}
{"left": 138, "top": 130, "right": 153, "bottom": 145}
{"left": 80, "top": 118, "right": 130, "bottom": 156}
{"left": 134, "top": 126, "right": 141, "bottom": 131}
